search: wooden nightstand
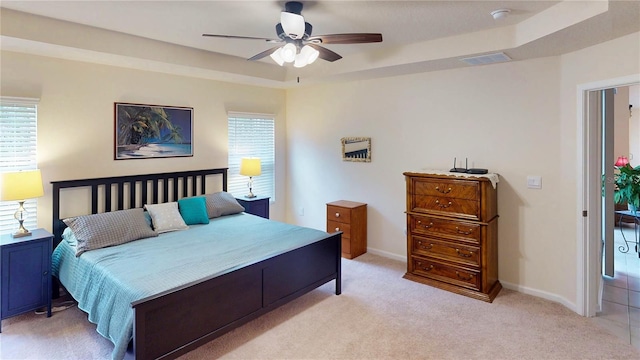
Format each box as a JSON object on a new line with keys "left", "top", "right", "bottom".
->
{"left": 0, "top": 228, "right": 53, "bottom": 332}
{"left": 326, "top": 200, "right": 367, "bottom": 259}
{"left": 236, "top": 196, "right": 270, "bottom": 219}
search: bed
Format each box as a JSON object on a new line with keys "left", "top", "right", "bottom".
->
{"left": 50, "top": 168, "right": 342, "bottom": 360}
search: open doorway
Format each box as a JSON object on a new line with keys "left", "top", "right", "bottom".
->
{"left": 581, "top": 80, "right": 639, "bottom": 349}
{"left": 579, "top": 76, "right": 639, "bottom": 319}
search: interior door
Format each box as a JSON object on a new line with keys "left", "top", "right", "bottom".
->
{"left": 601, "top": 88, "right": 615, "bottom": 278}
{"left": 586, "top": 88, "right": 615, "bottom": 313}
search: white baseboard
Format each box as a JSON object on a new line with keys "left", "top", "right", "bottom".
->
{"left": 366, "top": 247, "right": 406, "bottom": 262}
{"left": 500, "top": 280, "right": 578, "bottom": 314}
{"left": 366, "top": 248, "right": 581, "bottom": 315}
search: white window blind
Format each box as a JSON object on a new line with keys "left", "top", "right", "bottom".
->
{"left": 0, "top": 97, "right": 39, "bottom": 234}
{"left": 227, "top": 112, "right": 275, "bottom": 201}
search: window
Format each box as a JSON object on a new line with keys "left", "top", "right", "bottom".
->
{"left": 0, "top": 97, "right": 39, "bottom": 234}
{"left": 227, "top": 112, "right": 275, "bottom": 201}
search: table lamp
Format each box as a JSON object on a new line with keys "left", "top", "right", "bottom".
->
{"left": 239, "top": 158, "right": 261, "bottom": 198}
{"left": 0, "top": 169, "right": 44, "bottom": 238}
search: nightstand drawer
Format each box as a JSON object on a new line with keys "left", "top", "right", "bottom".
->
{"left": 327, "top": 205, "right": 351, "bottom": 224}
{"left": 327, "top": 220, "right": 351, "bottom": 237}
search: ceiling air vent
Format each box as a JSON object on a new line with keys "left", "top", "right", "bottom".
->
{"left": 459, "top": 52, "right": 511, "bottom": 66}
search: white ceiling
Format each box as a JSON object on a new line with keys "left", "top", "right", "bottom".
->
{"left": 1, "top": 1, "right": 639, "bottom": 88}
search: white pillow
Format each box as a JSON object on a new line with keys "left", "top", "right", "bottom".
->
{"left": 144, "top": 202, "right": 189, "bottom": 233}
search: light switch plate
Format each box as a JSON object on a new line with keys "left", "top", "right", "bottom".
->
{"left": 527, "top": 176, "right": 542, "bottom": 189}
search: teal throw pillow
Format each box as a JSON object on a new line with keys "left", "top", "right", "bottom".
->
{"left": 178, "top": 196, "right": 210, "bottom": 225}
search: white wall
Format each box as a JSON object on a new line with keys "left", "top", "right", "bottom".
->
{"left": 0, "top": 51, "right": 287, "bottom": 227}
{"left": 614, "top": 86, "right": 630, "bottom": 164}
{"left": 630, "top": 85, "right": 640, "bottom": 164}
{"left": 285, "top": 31, "right": 640, "bottom": 310}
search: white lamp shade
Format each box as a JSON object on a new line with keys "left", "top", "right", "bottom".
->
{"left": 294, "top": 53, "right": 307, "bottom": 68}
{"left": 270, "top": 48, "right": 285, "bottom": 66}
{"left": 280, "top": 11, "right": 305, "bottom": 39}
{"left": 295, "top": 45, "right": 319, "bottom": 67}
{"left": 306, "top": 46, "right": 319, "bottom": 64}
{"left": 240, "top": 158, "right": 261, "bottom": 177}
{"left": 281, "top": 43, "right": 297, "bottom": 63}
{"left": 0, "top": 169, "right": 44, "bottom": 201}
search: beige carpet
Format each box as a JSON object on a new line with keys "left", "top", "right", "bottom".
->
{"left": 1, "top": 253, "right": 639, "bottom": 360}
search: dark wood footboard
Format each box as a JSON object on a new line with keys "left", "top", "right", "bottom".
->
{"left": 129, "top": 232, "right": 342, "bottom": 360}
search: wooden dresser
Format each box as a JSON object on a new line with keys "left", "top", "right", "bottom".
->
{"left": 403, "top": 172, "right": 501, "bottom": 302}
{"left": 326, "top": 200, "right": 367, "bottom": 259}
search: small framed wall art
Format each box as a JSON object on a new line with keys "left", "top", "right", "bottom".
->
{"left": 114, "top": 103, "right": 193, "bottom": 160}
{"left": 341, "top": 137, "right": 371, "bottom": 162}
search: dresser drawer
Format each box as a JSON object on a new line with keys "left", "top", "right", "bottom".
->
{"left": 411, "top": 257, "right": 480, "bottom": 291}
{"left": 327, "top": 220, "right": 351, "bottom": 238}
{"left": 410, "top": 195, "right": 479, "bottom": 220}
{"left": 327, "top": 205, "right": 351, "bottom": 224}
{"left": 411, "top": 235, "right": 480, "bottom": 267}
{"left": 410, "top": 214, "right": 481, "bottom": 244}
{"left": 413, "top": 178, "right": 479, "bottom": 200}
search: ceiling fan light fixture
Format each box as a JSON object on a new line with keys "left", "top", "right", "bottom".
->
{"left": 294, "top": 54, "right": 307, "bottom": 68}
{"left": 281, "top": 11, "right": 305, "bottom": 39}
{"left": 280, "top": 43, "right": 297, "bottom": 63}
{"left": 299, "top": 45, "right": 319, "bottom": 65}
{"left": 270, "top": 48, "right": 285, "bottom": 66}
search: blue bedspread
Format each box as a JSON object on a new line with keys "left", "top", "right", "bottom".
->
{"left": 52, "top": 213, "right": 330, "bottom": 360}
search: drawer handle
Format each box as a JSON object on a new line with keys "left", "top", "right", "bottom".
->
{"left": 455, "top": 227, "right": 473, "bottom": 235}
{"left": 435, "top": 186, "right": 452, "bottom": 194}
{"left": 417, "top": 241, "right": 433, "bottom": 250}
{"left": 335, "top": 213, "right": 340, "bottom": 218}
{"left": 417, "top": 262, "right": 434, "bottom": 271}
{"left": 43, "top": 271, "right": 48, "bottom": 276}
{"left": 417, "top": 220, "right": 434, "bottom": 229}
{"left": 435, "top": 199, "right": 452, "bottom": 208}
{"left": 456, "top": 271, "right": 474, "bottom": 281}
{"left": 456, "top": 249, "right": 474, "bottom": 258}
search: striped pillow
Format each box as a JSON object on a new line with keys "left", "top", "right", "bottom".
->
{"left": 203, "top": 191, "right": 245, "bottom": 218}
{"left": 63, "top": 208, "right": 157, "bottom": 257}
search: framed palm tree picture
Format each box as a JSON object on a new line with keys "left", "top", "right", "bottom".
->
{"left": 114, "top": 103, "right": 194, "bottom": 160}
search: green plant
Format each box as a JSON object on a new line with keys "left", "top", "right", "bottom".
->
{"left": 613, "top": 164, "right": 640, "bottom": 210}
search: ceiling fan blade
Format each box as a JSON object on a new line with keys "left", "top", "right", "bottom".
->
{"left": 307, "top": 44, "right": 342, "bottom": 62}
{"left": 307, "top": 33, "right": 383, "bottom": 45}
{"left": 203, "top": 34, "right": 280, "bottom": 43}
{"left": 247, "top": 46, "right": 282, "bottom": 61}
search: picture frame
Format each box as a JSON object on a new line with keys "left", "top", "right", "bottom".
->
{"left": 341, "top": 137, "right": 371, "bottom": 162}
{"left": 114, "top": 103, "right": 193, "bottom": 160}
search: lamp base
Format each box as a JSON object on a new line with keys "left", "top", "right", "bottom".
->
{"left": 12, "top": 229, "right": 32, "bottom": 238}
{"left": 245, "top": 193, "right": 257, "bottom": 199}
{"left": 12, "top": 216, "right": 32, "bottom": 238}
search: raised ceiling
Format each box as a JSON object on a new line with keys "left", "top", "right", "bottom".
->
{"left": 1, "top": 1, "right": 639, "bottom": 88}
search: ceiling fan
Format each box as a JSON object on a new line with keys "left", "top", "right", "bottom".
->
{"left": 202, "top": 1, "right": 383, "bottom": 68}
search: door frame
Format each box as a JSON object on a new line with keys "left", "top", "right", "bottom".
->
{"left": 578, "top": 74, "right": 640, "bottom": 317}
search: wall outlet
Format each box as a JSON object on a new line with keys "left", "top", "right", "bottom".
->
{"left": 298, "top": 207, "right": 304, "bottom": 216}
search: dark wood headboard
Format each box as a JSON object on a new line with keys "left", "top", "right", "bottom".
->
{"left": 51, "top": 168, "right": 228, "bottom": 246}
